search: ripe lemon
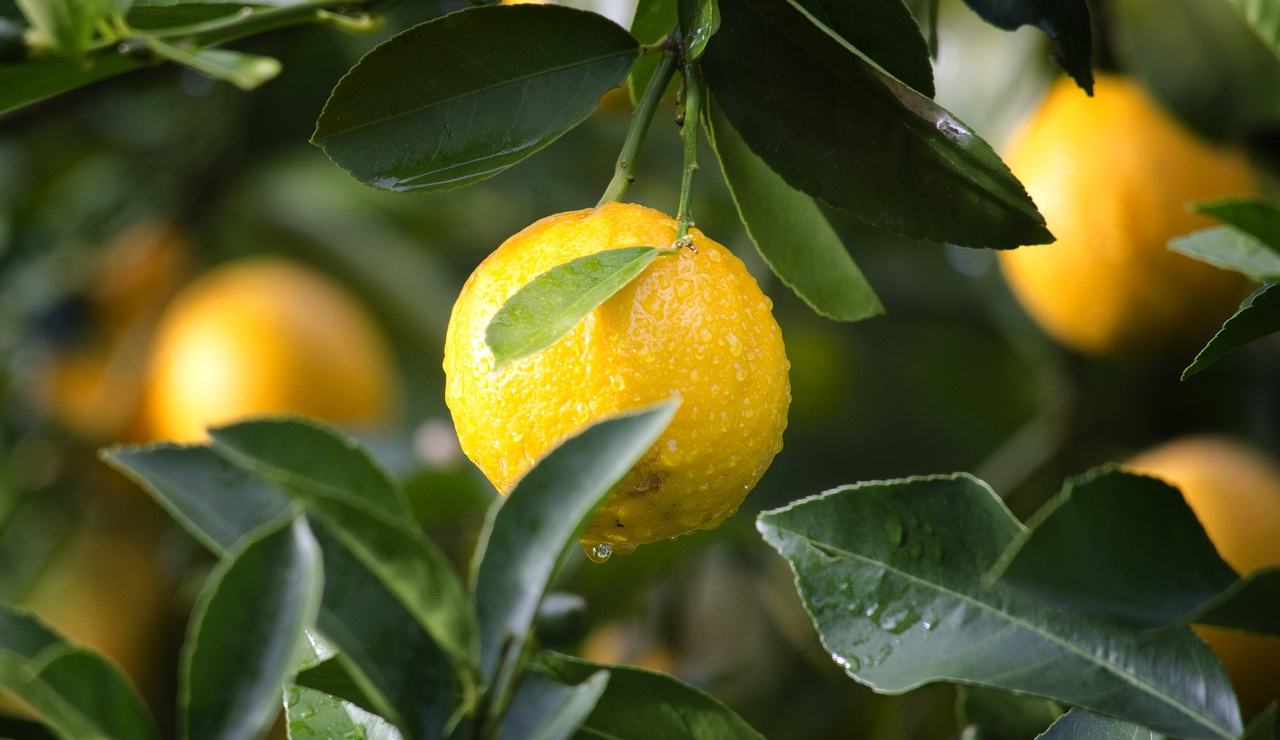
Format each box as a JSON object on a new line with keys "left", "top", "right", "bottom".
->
{"left": 142, "top": 257, "right": 396, "bottom": 442}
{"left": 1128, "top": 436, "right": 1280, "bottom": 712}
{"left": 998, "top": 75, "right": 1257, "bottom": 356}
{"left": 443, "top": 202, "right": 790, "bottom": 556}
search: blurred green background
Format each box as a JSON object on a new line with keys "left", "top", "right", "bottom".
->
{"left": 1, "top": 0, "right": 1278, "bottom": 738}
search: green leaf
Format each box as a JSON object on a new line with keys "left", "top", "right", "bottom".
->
{"left": 535, "top": 652, "right": 767, "bottom": 739}
{"left": 627, "top": 0, "right": 676, "bottom": 104}
{"left": 473, "top": 401, "right": 678, "bottom": 689}
{"left": 1243, "top": 704, "right": 1277, "bottom": 740}
{"left": 1111, "top": 0, "right": 1280, "bottom": 141}
{"left": 0, "top": 53, "right": 147, "bottom": 115}
{"left": 101, "top": 444, "right": 290, "bottom": 556}
{"left": 141, "top": 37, "right": 281, "bottom": 90}
{"left": 182, "top": 516, "right": 323, "bottom": 740}
{"left": 701, "top": 0, "right": 1050, "bottom": 249}
{"left": 286, "top": 686, "right": 404, "bottom": 740}
{"left": 498, "top": 669, "right": 609, "bottom": 740}
{"left": 788, "top": 0, "right": 934, "bottom": 96}
{"left": 1184, "top": 282, "right": 1280, "bottom": 379}
{"left": 14, "top": 0, "right": 100, "bottom": 56}
{"left": 678, "top": 0, "right": 718, "bottom": 60}
{"left": 0, "top": 606, "right": 159, "bottom": 740}
{"left": 958, "top": 0, "right": 1093, "bottom": 94}
{"left": 1035, "top": 709, "right": 1164, "bottom": 739}
{"left": 956, "top": 686, "right": 1061, "bottom": 740}
{"left": 757, "top": 474, "right": 1243, "bottom": 739}
{"left": 1226, "top": 0, "right": 1280, "bottom": 59}
{"left": 705, "top": 101, "right": 882, "bottom": 321}
{"left": 485, "top": 246, "right": 664, "bottom": 368}
{"left": 295, "top": 658, "right": 384, "bottom": 717}
{"left": 1196, "top": 198, "right": 1280, "bottom": 252}
{"left": 208, "top": 419, "right": 477, "bottom": 678}
{"left": 1170, "top": 226, "right": 1280, "bottom": 280}
{"left": 312, "top": 5, "right": 639, "bottom": 192}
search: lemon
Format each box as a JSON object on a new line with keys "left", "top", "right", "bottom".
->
{"left": 142, "top": 257, "right": 396, "bottom": 442}
{"left": 1128, "top": 436, "right": 1280, "bottom": 712}
{"left": 443, "top": 202, "right": 790, "bottom": 556}
{"left": 998, "top": 75, "right": 1256, "bottom": 356}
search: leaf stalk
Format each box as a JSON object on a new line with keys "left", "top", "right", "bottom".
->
{"left": 597, "top": 45, "right": 679, "bottom": 206}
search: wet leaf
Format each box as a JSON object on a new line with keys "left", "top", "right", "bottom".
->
{"left": 286, "top": 686, "right": 404, "bottom": 740}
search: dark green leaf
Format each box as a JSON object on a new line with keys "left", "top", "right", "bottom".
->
{"left": 0, "top": 606, "right": 158, "bottom": 740}
{"left": 1170, "top": 227, "right": 1280, "bottom": 280}
{"left": 959, "top": 0, "right": 1092, "bottom": 94}
{"left": 702, "top": 0, "right": 1050, "bottom": 249}
{"left": 312, "top": 5, "right": 638, "bottom": 192}
{"left": 956, "top": 686, "right": 1061, "bottom": 740}
{"left": 1112, "top": 0, "right": 1280, "bottom": 141}
{"left": 0, "top": 54, "right": 147, "bottom": 115}
{"left": 1186, "top": 568, "right": 1280, "bottom": 637}
{"left": 1035, "top": 709, "right": 1163, "bottom": 739}
{"left": 14, "top": 0, "right": 99, "bottom": 56}
{"left": 286, "top": 686, "right": 404, "bottom": 740}
{"left": 1226, "top": 0, "right": 1280, "bottom": 59}
{"left": 498, "top": 669, "right": 608, "bottom": 740}
{"left": 788, "top": 0, "right": 934, "bottom": 96}
{"left": 101, "top": 444, "right": 290, "bottom": 556}
{"left": 536, "top": 652, "right": 766, "bottom": 739}
{"left": 0, "top": 715, "right": 57, "bottom": 740}
{"left": 705, "top": 101, "right": 881, "bottom": 321}
{"left": 473, "top": 401, "right": 678, "bottom": 689}
{"left": 208, "top": 419, "right": 477, "bottom": 679}
{"left": 296, "top": 658, "right": 384, "bottom": 717}
{"left": 627, "top": 0, "right": 676, "bottom": 104}
{"left": 1184, "top": 282, "right": 1280, "bottom": 379}
{"left": 1196, "top": 199, "right": 1280, "bottom": 252}
{"left": 988, "top": 468, "right": 1242, "bottom": 626}
{"left": 1243, "top": 704, "right": 1277, "bottom": 740}
{"left": 141, "top": 37, "right": 280, "bottom": 90}
{"left": 757, "top": 474, "right": 1243, "bottom": 739}
{"left": 678, "top": 0, "right": 718, "bottom": 60}
{"left": 485, "top": 246, "right": 664, "bottom": 368}
{"left": 182, "top": 516, "right": 323, "bottom": 740}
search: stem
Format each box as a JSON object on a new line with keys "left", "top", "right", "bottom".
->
{"left": 673, "top": 59, "right": 703, "bottom": 248}
{"left": 597, "top": 47, "right": 679, "bottom": 206}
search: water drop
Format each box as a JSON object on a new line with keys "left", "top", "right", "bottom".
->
{"left": 584, "top": 542, "right": 612, "bottom": 563}
{"left": 831, "top": 653, "right": 860, "bottom": 674}
{"left": 884, "top": 517, "right": 904, "bottom": 546}
{"left": 935, "top": 115, "right": 971, "bottom": 141}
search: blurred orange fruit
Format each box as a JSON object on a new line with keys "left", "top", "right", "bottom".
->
{"left": 582, "top": 622, "right": 677, "bottom": 674}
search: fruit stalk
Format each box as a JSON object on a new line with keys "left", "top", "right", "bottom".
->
{"left": 674, "top": 59, "right": 703, "bottom": 248}
{"left": 597, "top": 46, "right": 679, "bottom": 206}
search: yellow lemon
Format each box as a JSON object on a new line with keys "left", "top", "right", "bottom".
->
{"left": 443, "top": 202, "right": 789, "bottom": 556}
{"left": 142, "top": 257, "right": 396, "bottom": 442}
{"left": 1128, "top": 436, "right": 1280, "bottom": 712}
{"left": 998, "top": 75, "right": 1257, "bottom": 356}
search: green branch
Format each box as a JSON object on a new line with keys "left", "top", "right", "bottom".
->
{"left": 673, "top": 59, "right": 704, "bottom": 249}
{"left": 597, "top": 46, "right": 679, "bottom": 207}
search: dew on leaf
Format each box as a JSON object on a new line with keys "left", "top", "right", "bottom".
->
{"left": 584, "top": 542, "right": 612, "bottom": 563}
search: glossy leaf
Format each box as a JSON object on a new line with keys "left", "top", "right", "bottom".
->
{"left": 1197, "top": 198, "right": 1280, "bottom": 253}
{"left": 1170, "top": 226, "right": 1280, "bottom": 280}
{"left": 757, "top": 474, "right": 1243, "bottom": 739}
{"left": 182, "top": 517, "right": 323, "bottom": 740}
{"left": 1184, "top": 282, "right": 1280, "bottom": 379}
{"left": 296, "top": 658, "right": 384, "bottom": 717}
{"left": 627, "top": 0, "right": 676, "bottom": 103}
{"left": 678, "top": 0, "right": 718, "bottom": 59}
{"left": 705, "top": 101, "right": 881, "bottom": 321}
{"left": 473, "top": 401, "right": 678, "bottom": 688}
{"left": 701, "top": 0, "right": 1050, "bottom": 249}
{"left": 286, "top": 686, "right": 404, "bottom": 740}
{"left": 788, "top": 0, "right": 934, "bottom": 96}
{"left": 959, "top": 0, "right": 1092, "bottom": 94}
{"left": 1227, "top": 0, "right": 1280, "bottom": 59}
{"left": 141, "top": 37, "right": 281, "bottom": 90}
{"left": 312, "top": 5, "right": 639, "bottom": 192}
{"left": 485, "top": 246, "right": 664, "bottom": 368}
{"left": 0, "top": 606, "right": 158, "bottom": 740}
{"left": 1035, "top": 709, "right": 1163, "bottom": 739}
{"left": 497, "top": 669, "right": 608, "bottom": 740}
{"left": 102, "top": 444, "right": 290, "bottom": 556}
{"left": 536, "top": 652, "right": 767, "bottom": 739}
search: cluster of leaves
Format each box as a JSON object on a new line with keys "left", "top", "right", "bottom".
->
{"left": 1, "top": 402, "right": 779, "bottom": 739}
{"left": 1170, "top": 198, "right": 1280, "bottom": 379}
{"left": 759, "top": 467, "right": 1280, "bottom": 739}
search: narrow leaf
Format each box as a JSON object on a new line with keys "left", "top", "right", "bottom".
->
{"left": 1184, "top": 282, "right": 1280, "bottom": 379}
{"left": 535, "top": 652, "right": 767, "bottom": 739}
{"left": 1170, "top": 226, "right": 1280, "bottom": 280}
{"left": 473, "top": 401, "right": 679, "bottom": 688}
{"left": 141, "top": 37, "right": 281, "bottom": 90}
{"left": 1196, "top": 198, "right": 1280, "bottom": 252}
{"left": 498, "top": 669, "right": 609, "bottom": 740}
{"left": 286, "top": 686, "right": 404, "bottom": 740}
{"left": 1243, "top": 704, "right": 1277, "bottom": 740}
{"left": 705, "top": 101, "right": 882, "bottom": 321}
{"left": 959, "top": 0, "right": 1093, "bottom": 94}
{"left": 0, "top": 606, "right": 158, "bottom": 740}
{"left": 678, "top": 0, "right": 719, "bottom": 60}
{"left": 787, "top": 0, "right": 934, "bottom": 96}
{"left": 312, "top": 5, "right": 639, "bottom": 192}
{"left": 1035, "top": 708, "right": 1164, "bottom": 740}
{"left": 1185, "top": 568, "right": 1280, "bottom": 637}
{"left": 757, "top": 474, "right": 1243, "bottom": 739}
{"left": 182, "top": 516, "right": 323, "bottom": 740}
{"left": 485, "top": 246, "right": 663, "bottom": 368}
{"left": 702, "top": 0, "right": 1050, "bottom": 249}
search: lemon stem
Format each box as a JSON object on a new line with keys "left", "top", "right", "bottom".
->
{"left": 597, "top": 46, "right": 679, "bottom": 207}
{"left": 673, "top": 58, "right": 703, "bottom": 250}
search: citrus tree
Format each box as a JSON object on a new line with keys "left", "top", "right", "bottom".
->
{"left": 1, "top": 0, "right": 1279, "bottom": 739}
